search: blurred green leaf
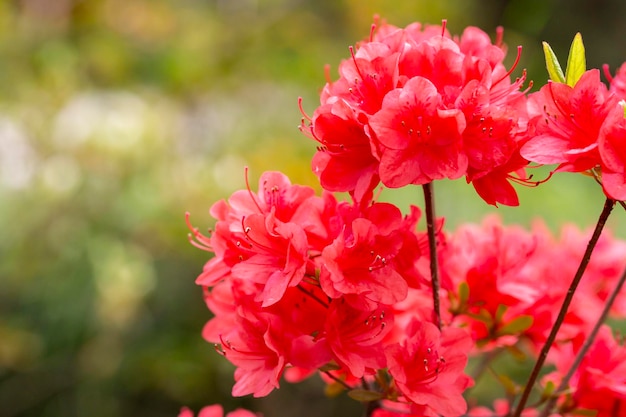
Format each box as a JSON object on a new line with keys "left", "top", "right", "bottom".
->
{"left": 497, "top": 316, "right": 533, "bottom": 336}
{"left": 347, "top": 389, "right": 384, "bottom": 402}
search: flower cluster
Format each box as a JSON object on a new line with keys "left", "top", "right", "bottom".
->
{"left": 186, "top": 18, "right": 626, "bottom": 417}
{"left": 187, "top": 170, "right": 472, "bottom": 415}
{"left": 300, "top": 20, "right": 530, "bottom": 206}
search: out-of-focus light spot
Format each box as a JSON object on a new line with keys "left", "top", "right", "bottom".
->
{"left": 0, "top": 323, "right": 42, "bottom": 370}
{"left": 211, "top": 153, "right": 247, "bottom": 193}
{"left": 52, "top": 91, "right": 147, "bottom": 152}
{"left": 0, "top": 118, "right": 37, "bottom": 190}
{"left": 40, "top": 153, "right": 81, "bottom": 195}
{"left": 89, "top": 238, "right": 156, "bottom": 331}
{"left": 77, "top": 334, "right": 123, "bottom": 378}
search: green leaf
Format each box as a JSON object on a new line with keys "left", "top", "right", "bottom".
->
{"left": 497, "top": 315, "right": 533, "bottom": 336}
{"left": 347, "top": 389, "right": 384, "bottom": 402}
{"left": 541, "top": 380, "right": 556, "bottom": 400}
{"left": 495, "top": 304, "right": 508, "bottom": 323}
{"left": 565, "top": 32, "right": 586, "bottom": 87}
{"left": 458, "top": 282, "right": 469, "bottom": 306}
{"left": 542, "top": 41, "right": 566, "bottom": 83}
{"left": 467, "top": 308, "right": 494, "bottom": 327}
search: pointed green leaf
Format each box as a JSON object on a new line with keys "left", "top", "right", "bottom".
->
{"left": 565, "top": 32, "right": 586, "bottom": 87}
{"left": 459, "top": 282, "right": 469, "bottom": 304}
{"left": 347, "top": 389, "right": 384, "bottom": 402}
{"left": 541, "top": 380, "right": 556, "bottom": 400}
{"left": 455, "top": 281, "right": 470, "bottom": 312}
{"left": 495, "top": 304, "right": 508, "bottom": 323}
{"left": 542, "top": 41, "right": 565, "bottom": 83}
{"left": 497, "top": 315, "right": 533, "bottom": 336}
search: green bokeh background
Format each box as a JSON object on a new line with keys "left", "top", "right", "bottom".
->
{"left": 2, "top": 1, "right": 626, "bottom": 416}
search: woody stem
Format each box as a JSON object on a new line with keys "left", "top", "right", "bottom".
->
{"left": 511, "top": 197, "right": 615, "bottom": 417}
{"left": 422, "top": 182, "right": 442, "bottom": 330}
{"left": 539, "top": 243, "right": 626, "bottom": 417}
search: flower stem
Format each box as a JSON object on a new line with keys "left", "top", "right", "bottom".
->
{"left": 422, "top": 182, "right": 441, "bottom": 330}
{"left": 539, "top": 260, "right": 626, "bottom": 417}
{"left": 511, "top": 197, "right": 615, "bottom": 417}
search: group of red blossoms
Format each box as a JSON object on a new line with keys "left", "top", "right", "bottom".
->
{"left": 188, "top": 170, "right": 626, "bottom": 416}
{"left": 186, "top": 19, "right": 626, "bottom": 417}
{"left": 300, "top": 20, "right": 529, "bottom": 206}
{"left": 301, "top": 20, "right": 626, "bottom": 206}
{"left": 188, "top": 170, "right": 471, "bottom": 416}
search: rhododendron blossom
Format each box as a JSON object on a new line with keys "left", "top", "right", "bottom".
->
{"left": 522, "top": 69, "right": 617, "bottom": 173}
{"left": 545, "top": 326, "right": 626, "bottom": 416}
{"left": 385, "top": 321, "right": 472, "bottom": 417}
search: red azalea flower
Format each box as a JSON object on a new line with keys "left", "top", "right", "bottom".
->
{"left": 320, "top": 216, "right": 407, "bottom": 305}
{"left": 369, "top": 76, "right": 467, "bottom": 187}
{"left": 385, "top": 321, "right": 473, "bottom": 417}
{"left": 321, "top": 41, "right": 400, "bottom": 115}
{"left": 521, "top": 69, "right": 618, "bottom": 172}
{"left": 216, "top": 314, "right": 288, "bottom": 398}
{"left": 467, "top": 149, "right": 529, "bottom": 207}
{"left": 230, "top": 211, "right": 309, "bottom": 307}
{"left": 206, "top": 283, "right": 331, "bottom": 398}
{"left": 324, "top": 299, "right": 392, "bottom": 378}
{"left": 552, "top": 326, "right": 626, "bottom": 417}
{"left": 308, "top": 98, "right": 380, "bottom": 203}
{"left": 442, "top": 217, "right": 539, "bottom": 345}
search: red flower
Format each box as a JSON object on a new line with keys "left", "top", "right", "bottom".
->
{"left": 369, "top": 76, "right": 467, "bottom": 187}
{"left": 319, "top": 202, "right": 409, "bottom": 305}
{"left": 324, "top": 299, "right": 392, "bottom": 378}
{"left": 385, "top": 321, "right": 473, "bottom": 417}
{"left": 521, "top": 69, "right": 618, "bottom": 172}
{"left": 550, "top": 326, "right": 626, "bottom": 417}
{"left": 231, "top": 212, "right": 309, "bottom": 307}
{"left": 320, "top": 217, "right": 407, "bottom": 305}
{"left": 309, "top": 99, "right": 380, "bottom": 203}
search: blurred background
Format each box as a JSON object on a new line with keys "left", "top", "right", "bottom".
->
{"left": 3, "top": 0, "right": 626, "bottom": 416}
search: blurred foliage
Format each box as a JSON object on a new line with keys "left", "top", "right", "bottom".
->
{"left": 2, "top": 0, "right": 626, "bottom": 416}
